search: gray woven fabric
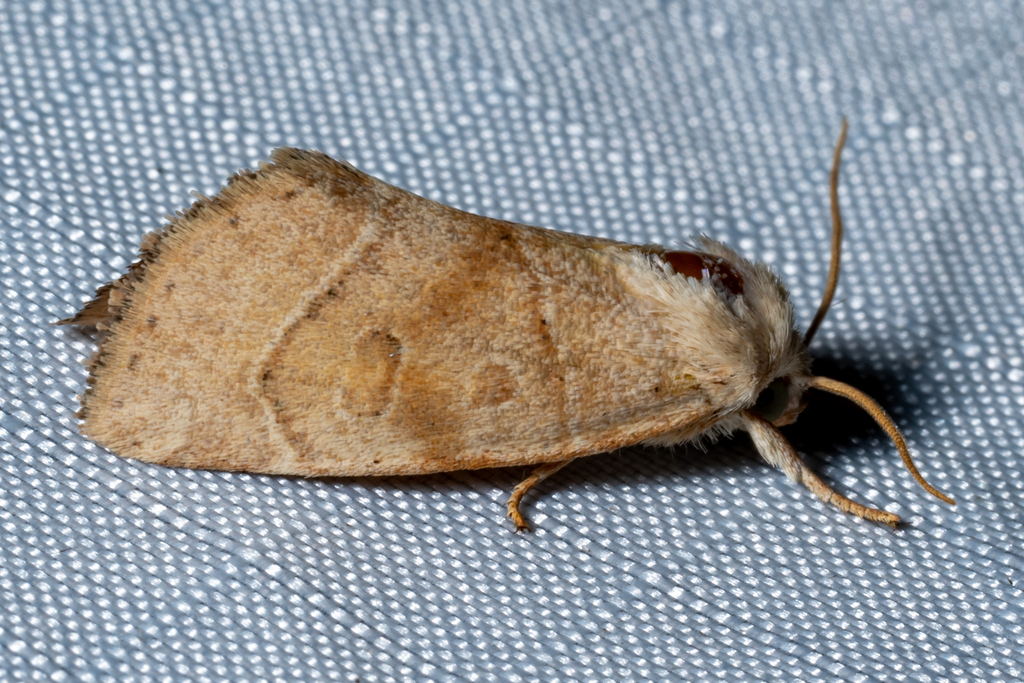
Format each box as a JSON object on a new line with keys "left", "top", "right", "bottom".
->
{"left": 2, "top": 1, "right": 1022, "bottom": 680}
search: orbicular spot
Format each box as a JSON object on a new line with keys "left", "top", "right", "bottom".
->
{"left": 337, "top": 329, "right": 403, "bottom": 417}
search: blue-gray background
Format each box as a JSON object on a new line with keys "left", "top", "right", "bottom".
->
{"left": 2, "top": 1, "right": 1022, "bottom": 681}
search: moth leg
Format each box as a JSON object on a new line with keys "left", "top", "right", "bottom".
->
{"left": 741, "top": 412, "right": 901, "bottom": 528}
{"left": 506, "top": 459, "right": 575, "bottom": 532}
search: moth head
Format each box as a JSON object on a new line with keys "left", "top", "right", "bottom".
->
{"left": 740, "top": 119, "right": 953, "bottom": 509}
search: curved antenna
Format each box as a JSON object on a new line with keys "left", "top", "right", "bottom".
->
{"left": 808, "top": 376, "right": 955, "bottom": 506}
{"left": 803, "top": 118, "right": 849, "bottom": 347}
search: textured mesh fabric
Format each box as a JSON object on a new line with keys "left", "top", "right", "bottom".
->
{"left": 2, "top": 1, "right": 1023, "bottom": 681}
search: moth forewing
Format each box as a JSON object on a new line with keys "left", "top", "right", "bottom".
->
{"left": 62, "top": 150, "right": 751, "bottom": 477}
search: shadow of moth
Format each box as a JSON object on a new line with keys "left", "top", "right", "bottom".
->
{"left": 60, "top": 120, "right": 954, "bottom": 530}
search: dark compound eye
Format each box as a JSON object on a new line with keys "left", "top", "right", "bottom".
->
{"left": 664, "top": 251, "right": 744, "bottom": 296}
{"left": 752, "top": 378, "right": 790, "bottom": 423}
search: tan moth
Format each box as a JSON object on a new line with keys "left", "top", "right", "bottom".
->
{"left": 60, "top": 120, "right": 954, "bottom": 530}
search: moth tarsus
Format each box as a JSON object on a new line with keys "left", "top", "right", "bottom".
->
{"left": 61, "top": 120, "right": 953, "bottom": 532}
{"left": 506, "top": 459, "right": 573, "bottom": 532}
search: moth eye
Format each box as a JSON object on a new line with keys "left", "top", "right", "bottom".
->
{"left": 752, "top": 378, "right": 790, "bottom": 423}
{"left": 664, "top": 251, "right": 744, "bottom": 296}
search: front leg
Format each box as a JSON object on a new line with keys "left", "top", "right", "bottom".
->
{"left": 506, "top": 459, "right": 575, "bottom": 532}
{"left": 740, "top": 411, "right": 901, "bottom": 527}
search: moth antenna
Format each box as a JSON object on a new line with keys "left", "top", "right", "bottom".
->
{"left": 808, "top": 376, "right": 955, "bottom": 506}
{"left": 803, "top": 118, "right": 848, "bottom": 346}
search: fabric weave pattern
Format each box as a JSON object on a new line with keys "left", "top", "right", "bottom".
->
{"left": 1, "top": 1, "right": 1022, "bottom": 681}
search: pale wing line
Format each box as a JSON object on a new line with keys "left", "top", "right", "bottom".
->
{"left": 247, "top": 200, "right": 383, "bottom": 469}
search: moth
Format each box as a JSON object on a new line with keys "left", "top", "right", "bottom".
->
{"left": 60, "top": 120, "right": 954, "bottom": 530}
